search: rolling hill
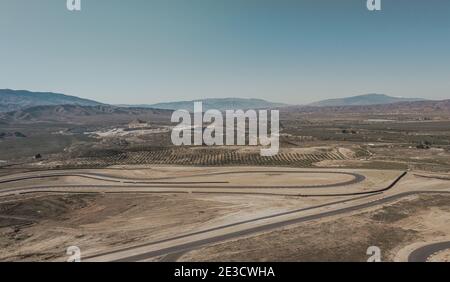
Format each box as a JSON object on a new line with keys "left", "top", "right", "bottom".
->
{"left": 0, "top": 89, "right": 104, "bottom": 112}
{"left": 309, "top": 94, "right": 426, "bottom": 107}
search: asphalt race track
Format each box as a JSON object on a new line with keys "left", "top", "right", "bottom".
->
{"left": 91, "top": 190, "right": 450, "bottom": 262}
{"left": 0, "top": 170, "right": 369, "bottom": 198}
{"left": 408, "top": 241, "right": 450, "bottom": 262}
{"left": 2, "top": 168, "right": 449, "bottom": 262}
{"left": 0, "top": 170, "right": 365, "bottom": 188}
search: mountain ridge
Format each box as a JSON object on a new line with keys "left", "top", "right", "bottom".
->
{"left": 309, "top": 94, "right": 427, "bottom": 107}
{"left": 119, "top": 98, "right": 288, "bottom": 111}
{"left": 3, "top": 99, "right": 449, "bottom": 125}
{"left": 0, "top": 104, "right": 172, "bottom": 125}
{"left": 0, "top": 89, "right": 104, "bottom": 112}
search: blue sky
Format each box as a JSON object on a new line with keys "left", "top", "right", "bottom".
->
{"left": 1, "top": 0, "right": 449, "bottom": 104}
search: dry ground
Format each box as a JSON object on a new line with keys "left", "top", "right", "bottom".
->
{"left": 0, "top": 191, "right": 346, "bottom": 262}
{"left": 177, "top": 194, "right": 450, "bottom": 262}
{"left": 0, "top": 167, "right": 448, "bottom": 262}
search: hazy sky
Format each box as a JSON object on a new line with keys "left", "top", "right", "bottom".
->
{"left": 1, "top": 0, "right": 449, "bottom": 104}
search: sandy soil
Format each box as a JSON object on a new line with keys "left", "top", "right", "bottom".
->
{"left": 429, "top": 249, "right": 450, "bottom": 262}
{"left": 0, "top": 190, "right": 345, "bottom": 262}
{"left": 0, "top": 193, "right": 235, "bottom": 261}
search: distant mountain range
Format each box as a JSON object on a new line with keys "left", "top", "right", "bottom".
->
{"left": 0, "top": 90, "right": 431, "bottom": 114}
{"left": 0, "top": 104, "right": 172, "bottom": 125}
{"left": 119, "top": 98, "right": 288, "bottom": 111}
{"left": 0, "top": 89, "right": 104, "bottom": 112}
{"left": 1, "top": 90, "right": 449, "bottom": 125}
{"left": 287, "top": 99, "right": 450, "bottom": 114}
{"left": 3, "top": 99, "right": 449, "bottom": 126}
{"left": 309, "top": 94, "right": 426, "bottom": 107}
{"left": 1, "top": 90, "right": 287, "bottom": 113}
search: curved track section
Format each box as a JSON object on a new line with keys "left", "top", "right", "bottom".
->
{"left": 408, "top": 241, "right": 450, "bottom": 262}
{"left": 0, "top": 170, "right": 365, "bottom": 189}
{"left": 0, "top": 170, "right": 374, "bottom": 199}
{"left": 0, "top": 171, "right": 408, "bottom": 198}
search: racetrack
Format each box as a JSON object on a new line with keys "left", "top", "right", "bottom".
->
{"left": 408, "top": 241, "right": 450, "bottom": 262}
{"left": 0, "top": 169, "right": 365, "bottom": 188}
{"left": 3, "top": 167, "right": 447, "bottom": 262}
{"left": 0, "top": 169, "right": 371, "bottom": 198}
{"left": 87, "top": 190, "right": 450, "bottom": 262}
